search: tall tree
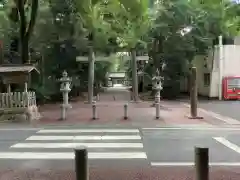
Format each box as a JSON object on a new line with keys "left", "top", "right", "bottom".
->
{"left": 9, "top": 0, "right": 39, "bottom": 64}
{"left": 111, "top": 0, "right": 152, "bottom": 102}
{"left": 148, "top": 0, "right": 240, "bottom": 98}
{"left": 74, "top": 0, "right": 118, "bottom": 103}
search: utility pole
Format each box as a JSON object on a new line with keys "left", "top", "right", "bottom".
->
{"left": 190, "top": 67, "right": 198, "bottom": 118}
{"left": 218, "top": 35, "right": 223, "bottom": 100}
{"left": 88, "top": 46, "right": 95, "bottom": 104}
{"left": 131, "top": 49, "right": 139, "bottom": 102}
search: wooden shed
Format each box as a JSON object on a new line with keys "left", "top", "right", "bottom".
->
{"left": 0, "top": 65, "right": 39, "bottom": 92}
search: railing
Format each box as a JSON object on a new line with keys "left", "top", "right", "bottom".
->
{"left": 0, "top": 91, "right": 37, "bottom": 109}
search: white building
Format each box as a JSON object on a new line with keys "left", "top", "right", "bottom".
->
{"left": 181, "top": 36, "right": 240, "bottom": 98}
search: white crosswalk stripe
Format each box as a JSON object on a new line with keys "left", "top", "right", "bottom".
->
{"left": 2, "top": 128, "right": 147, "bottom": 160}
{"left": 11, "top": 142, "right": 144, "bottom": 148}
{"left": 37, "top": 129, "right": 140, "bottom": 133}
{"left": 26, "top": 135, "right": 141, "bottom": 140}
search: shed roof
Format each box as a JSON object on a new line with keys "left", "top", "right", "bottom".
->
{"left": 108, "top": 72, "right": 126, "bottom": 78}
{"left": 0, "top": 65, "right": 39, "bottom": 73}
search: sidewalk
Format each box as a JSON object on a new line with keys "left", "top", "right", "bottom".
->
{"left": 31, "top": 86, "right": 234, "bottom": 127}
{"left": 36, "top": 99, "right": 227, "bottom": 127}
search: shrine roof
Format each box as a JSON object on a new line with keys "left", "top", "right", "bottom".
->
{"left": 0, "top": 65, "right": 39, "bottom": 73}
{"left": 107, "top": 72, "right": 126, "bottom": 78}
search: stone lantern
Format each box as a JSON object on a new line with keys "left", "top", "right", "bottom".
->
{"left": 59, "top": 70, "right": 72, "bottom": 120}
{"left": 152, "top": 68, "right": 164, "bottom": 105}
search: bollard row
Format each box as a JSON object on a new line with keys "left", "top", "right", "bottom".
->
{"left": 90, "top": 102, "right": 161, "bottom": 120}
{"left": 74, "top": 146, "right": 209, "bottom": 180}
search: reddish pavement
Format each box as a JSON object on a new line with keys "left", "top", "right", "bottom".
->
{"left": 34, "top": 87, "right": 232, "bottom": 127}
{"left": 0, "top": 167, "right": 240, "bottom": 180}
{"left": 37, "top": 99, "right": 226, "bottom": 127}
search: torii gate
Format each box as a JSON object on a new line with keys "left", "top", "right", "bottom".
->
{"left": 76, "top": 55, "right": 149, "bottom": 62}
{"left": 76, "top": 54, "right": 149, "bottom": 103}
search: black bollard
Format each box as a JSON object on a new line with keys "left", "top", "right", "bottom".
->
{"left": 75, "top": 146, "right": 89, "bottom": 180}
{"left": 195, "top": 147, "right": 209, "bottom": 180}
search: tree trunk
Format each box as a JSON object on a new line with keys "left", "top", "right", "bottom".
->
{"left": 17, "top": 0, "right": 38, "bottom": 64}
{"left": 21, "top": 38, "right": 29, "bottom": 64}
{"left": 131, "top": 48, "right": 139, "bottom": 102}
{"left": 152, "top": 39, "right": 158, "bottom": 67}
{"left": 40, "top": 55, "right": 45, "bottom": 86}
{"left": 17, "top": 0, "right": 27, "bottom": 63}
{"left": 25, "top": 0, "right": 38, "bottom": 39}
{"left": 88, "top": 46, "right": 95, "bottom": 103}
{"left": 0, "top": 41, "right": 3, "bottom": 64}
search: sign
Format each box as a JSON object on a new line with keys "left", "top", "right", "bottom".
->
{"left": 2, "top": 74, "right": 28, "bottom": 84}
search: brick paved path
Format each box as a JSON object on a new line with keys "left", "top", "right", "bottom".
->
{"left": 37, "top": 87, "right": 227, "bottom": 127}
{"left": 99, "top": 86, "right": 131, "bottom": 101}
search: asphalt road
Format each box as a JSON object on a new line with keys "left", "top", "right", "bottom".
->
{"left": 0, "top": 126, "right": 239, "bottom": 179}
{"left": 143, "top": 127, "right": 240, "bottom": 165}
{"left": 198, "top": 100, "right": 240, "bottom": 122}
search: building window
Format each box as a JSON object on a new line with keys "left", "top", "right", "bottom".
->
{"left": 203, "top": 73, "right": 210, "bottom": 86}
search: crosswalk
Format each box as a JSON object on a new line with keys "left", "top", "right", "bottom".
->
{"left": 0, "top": 128, "right": 147, "bottom": 160}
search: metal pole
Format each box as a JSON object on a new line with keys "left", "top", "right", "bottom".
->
{"left": 88, "top": 46, "right": 95, "bottom": 103}
{"left": 92, "top": 101, "right": 97, "bottom": 120}
{"left": 195, "top": 147, "right": 209, "bottom": 180}
{"left": 75, "top": 146, "right": 89, "bottom": 180}
{"left": 218, "top": 35, "right": 223, "bottom": 100}
{"left": 131, "top": 49, "right": 138, "bottom": 102}
{"left": 124, "top": 103, "right": 128, "bottom": 120}
{"left": 155, "top": 102, "right": 160, "bottom": 119}
{"left": 190, "top": 67, "right": 198, "bottom": 118}
{"left": 61, "top": 105, "right": 66, "bottom": 120}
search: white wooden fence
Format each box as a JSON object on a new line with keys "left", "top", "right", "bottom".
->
{"left": 0, "top": 92, "right": 37, "bottom": 109}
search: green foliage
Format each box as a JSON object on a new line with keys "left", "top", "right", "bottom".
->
{"left": 112, "top": 0, "right": 152, "bottom": 49}
{"left": 7, "top": 0, "right": 39, "bottom": 63}
{"left": 1, "top": 0, "right": 240, "bottom": 102}
{"left": 149, "top": 0, "right": 240, "bottom": 98}
{"left": 95, "top": 61, "right": 111, "bottom": 84}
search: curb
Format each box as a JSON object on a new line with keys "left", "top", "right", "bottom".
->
{"left": 181, "top": 103, "right": 240, "bottom": 125}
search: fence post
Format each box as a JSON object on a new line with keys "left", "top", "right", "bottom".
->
{"left": 195, "top": 147, "right": 209, "bottom": 180}
{"left": 75, "top": 146, "right": 89, "bottom": 180}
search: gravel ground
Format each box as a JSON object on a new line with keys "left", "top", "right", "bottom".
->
{"left": 0, "top": 166, "right": 239, "bottom": 180}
